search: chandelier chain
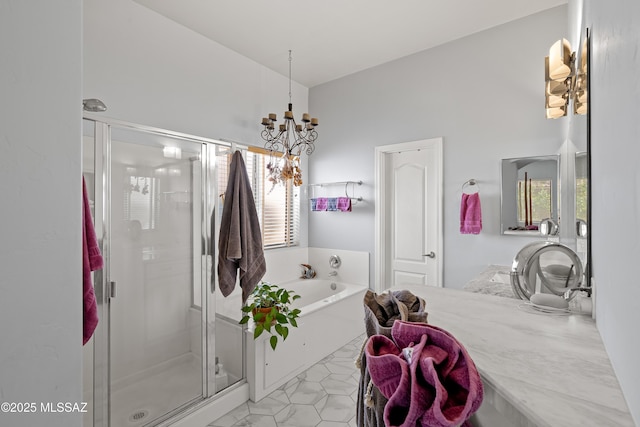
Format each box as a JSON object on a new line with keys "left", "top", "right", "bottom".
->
{"left": 288, "top": 50, "right": 292, "bottom": 104}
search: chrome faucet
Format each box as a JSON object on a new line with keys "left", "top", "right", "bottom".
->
{"left": 329, "top": 271, "right": 338, "bottom": 277}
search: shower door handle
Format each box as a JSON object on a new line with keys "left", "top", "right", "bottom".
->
{"left": 423, "top": 251, "right": 436, "bottom": 258}
{"left": 109, "top": 281, "right": 117, "bottom": 298}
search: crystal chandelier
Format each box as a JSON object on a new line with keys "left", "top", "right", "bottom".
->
{"left": 260, "top": 50, "right": 318, "bottom": 187}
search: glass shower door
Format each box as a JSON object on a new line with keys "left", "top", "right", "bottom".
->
{"left": 107, "top": 126, "right": 206, "bottom": 426}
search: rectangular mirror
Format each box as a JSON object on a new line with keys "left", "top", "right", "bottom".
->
{"left": 501, "top": 155, "right": 560, "bottom": 235}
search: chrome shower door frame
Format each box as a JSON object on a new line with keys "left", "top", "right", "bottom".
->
{"left": 92, "top": 120, "right": 110, "bottom": 427}
{"left": 85, "top": 115, "right": 231, "bottom": 427}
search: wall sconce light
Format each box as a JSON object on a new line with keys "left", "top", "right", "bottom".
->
{"left": 545, "top": 38, "right": 588, "bottom": 119}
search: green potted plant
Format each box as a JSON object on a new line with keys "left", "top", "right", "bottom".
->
{"left": 240, "top": 281, "right": 302, "bottom": 350}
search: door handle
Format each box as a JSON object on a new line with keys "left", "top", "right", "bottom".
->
{"left": 423, "top": 251, "right": 436, "bottom": 258}
{"left": 109, "top": 281, "right": 117, "bottom": 298}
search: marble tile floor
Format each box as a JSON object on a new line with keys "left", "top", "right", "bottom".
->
{"left": 209, "top": 334, "right": 366, "bottom": 427}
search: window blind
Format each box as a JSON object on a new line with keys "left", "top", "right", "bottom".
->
{"left": 219, "top": 147, "right": 299, "bottom": 249}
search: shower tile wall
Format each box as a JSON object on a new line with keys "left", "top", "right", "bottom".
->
{"left": 109, "top": 150, "right": 195, "bottom": 384}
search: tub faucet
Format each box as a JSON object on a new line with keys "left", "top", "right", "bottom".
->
{"left": 329, "top": 271, "right": 338, "bottom": 277}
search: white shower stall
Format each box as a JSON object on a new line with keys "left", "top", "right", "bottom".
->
{"left": 81, "top": 117, "right": 246, "bottom": 427}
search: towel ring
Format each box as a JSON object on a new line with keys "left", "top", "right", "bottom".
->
{"left": 462, "top": 179, "right": 479, "bottom": 193}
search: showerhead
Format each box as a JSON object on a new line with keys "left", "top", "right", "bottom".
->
{"left": 83, "top": 98, "right": 107, "bottom": 112}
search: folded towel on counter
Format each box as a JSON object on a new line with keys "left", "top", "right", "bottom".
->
{"left": 365, "top": 320, "right": 483, "bottom": 427}
{"left": 460, "top": 192, "right": 482, "bottom": 234}
{"left": 315, "top": 197, "right": 328, "bottom": 211}
{"left": 337, "top": 197, "right": 352, "bottom": 212}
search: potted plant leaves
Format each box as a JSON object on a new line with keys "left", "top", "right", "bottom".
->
{"left": 240, "top": 281, "right": 301, "bottom": 350}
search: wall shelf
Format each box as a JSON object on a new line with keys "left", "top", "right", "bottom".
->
{"left": 503, "top": 230, "right": 541, "bottom": 236}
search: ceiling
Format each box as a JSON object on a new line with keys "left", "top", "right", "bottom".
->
{"left": 134, "top": 0, "right": 567, "bottom": 88}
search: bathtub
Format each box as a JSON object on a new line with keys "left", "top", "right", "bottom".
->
{"left": 288, "top": 279, "right": 365, "bottom": 311}
{"left": 246, "top": 279, "right": 368, "bottom": 401}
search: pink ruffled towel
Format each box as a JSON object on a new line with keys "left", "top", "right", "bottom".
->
{"left": 83, "top": 177, "right": 103, "bottom": 345}
{"left": 315, "top": 197, "right": 328, "bottom": 211}
{"left": 337, "top": 196, "right": 352, "bottom": 212}
{"left": 460, "top": 193, "right": 482, "bottom": 234}
{"left": 365, "top": 320, "right": 483, "bottom": 427}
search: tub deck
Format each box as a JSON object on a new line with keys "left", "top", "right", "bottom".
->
{"left": 245, "top": 280, "right": 368, "bottom": 401}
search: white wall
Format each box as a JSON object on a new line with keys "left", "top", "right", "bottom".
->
{"left": 0, "top": 2, "right": 83, "bottom": 427}
{"left": 309, "top": 6, "right": 569, "bottom": 288}
{"left": 83, "top": 0, "right": 309, "bottom": 153}
{"left": 580, "top": 0, "right": 640, "bottom": 423}
{"left": 84, "top": 0, "right": 310, "bottom": 247}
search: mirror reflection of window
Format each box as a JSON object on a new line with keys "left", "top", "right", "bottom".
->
{"left": 575, "top": 152, "right": 588, "bottom": 224}
{"left": 576, "top": 177, "right": 587, "bottom": 222}
{"left": 501, "top": 155, "right": 559, "bottom": 234}
{"left": 517, "top": 179, "right": 552, "bottom": 224}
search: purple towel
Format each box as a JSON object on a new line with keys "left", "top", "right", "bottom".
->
{"left": 365, "top": 320, "right": 483, "bottom": 427}
{"left": 315, "top": 197, "right": 328, "bottom": 211}
{"left": 83, "top": 177, "right": 103, "bottom": 345}
{"left": 460, "top": 193, "right": 482, "bottom": 234}
{"left": 337, "top": 197, "right": 352, "bottom": 212}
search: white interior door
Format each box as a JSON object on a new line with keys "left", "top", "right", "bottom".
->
{"left": 376, "top": 138, "right": 443, "bottom": 290}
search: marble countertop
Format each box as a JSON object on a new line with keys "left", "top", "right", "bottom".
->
{"left": 390, "top": 285, "right": 634, "bottom": 427}
{"left": 462, "top": 264, "right": 515, "bottom": 299}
